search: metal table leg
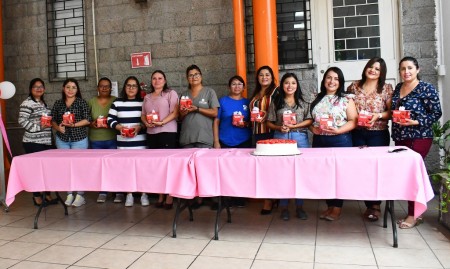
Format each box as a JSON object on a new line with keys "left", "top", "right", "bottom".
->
{"left": 384, "top": 200, "right": 398, "bottom": 248}
{"left": 172, "top": 198, "right": 193, "bottom": 238}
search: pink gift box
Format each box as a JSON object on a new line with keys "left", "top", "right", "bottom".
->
{"left": 40, "top": 115, "right": 52, "bottom": 127}
{"left": 146, "top": 111, "right": 160, "bottom": 123}
{"left": 357, "top": 114, "right": 373, "bottom": 127}
{"left": 283, "top": 113, "right": 296, "bottom": 125}
{"left": 392, "top": 110, "right": 410, "bottom": 123}
{"left": 62, "top": 113, "right": 75, "bottom": 124}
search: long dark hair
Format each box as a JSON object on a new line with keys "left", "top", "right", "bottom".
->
{"left": 150, "top": 70, "right": 170, "bottom": 93}
{"left": 120, "top": 76, "right": 143, "bottom": 101}
{"left": 310, "top": 67, "right": 345, "bottom": 112}
{"left": 28, "top": 78, "right": 47, "bottom": 106}
{"left": 358, "top": 57, "right": 387, "bottom": 94}
{"left": 251, "top": 65, "right": 277, "bottom": 99}
{"left": 61, "top": 78, "right": 82, "bottom": 101}
{"left": 399, "top": 56, "right": 421, "bottom": 80}
{"left": 274, "top": 73, "right": 304, "bottom": 111}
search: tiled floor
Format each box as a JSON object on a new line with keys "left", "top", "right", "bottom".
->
{"left": 1, "top": 193, "right": 450, "bottom": 269}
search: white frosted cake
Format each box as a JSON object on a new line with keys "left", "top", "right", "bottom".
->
{"left": 253, "top": 139, "right": 300, "bottom": 156}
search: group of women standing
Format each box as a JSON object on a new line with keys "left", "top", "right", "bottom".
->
{"left": 19, "top": 56, "right": 442, "bottom": 229}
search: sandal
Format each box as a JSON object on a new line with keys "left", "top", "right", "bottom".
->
{"left": 367, "top": 208, "right": 381, "bottom": 222}
{"left": 398, "top": 217, "right": 424, "bottom": 229}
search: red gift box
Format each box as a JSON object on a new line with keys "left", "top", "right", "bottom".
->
{"left": 180, "top": 96, "right": 192, "bottom": 109}
{"left": 62, "top": 112, "right": 75, "bottom": 124}
{"left": 319, "top": 114, "right": 334, "bottom": 129}
{"left": 146, "top": 110, "right": 160, "bottom": 123}
{"left": 357, "top": 111, "right": 373, "bottom": 127}
{"left": 121, "top": 127, "right": 136, "bottom": 137}
{"left": 40, "top": 115, "right": 52, "bottom": 127}
{"left": 232, "top": 111, "right": 244, "bottom": 126}
{"left": 283, "top": 111, "right": 296, "bottom": 125}
{"left": 97, "top": 116, "right": 107, "bottom": 128}
{"left": 392, "top": 110, "right": 411, "bottom": 123}
{"left": 250, "top": 107, "right": 264, "bottom": 122}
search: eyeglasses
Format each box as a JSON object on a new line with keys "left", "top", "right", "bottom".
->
{"left": 188, "top": 73, "right": 201, "bottom": 79}
{"left": 231, "top": 83, "right": 244, "bottom": 87}
{"left": 65, "top": 86, "right": 78, "bottom": 91}
{"left": 32, "top": 86, "right": 44, "bottom": 90}
{"left": 126, "top": 84, "right": 138, "bottom": 89}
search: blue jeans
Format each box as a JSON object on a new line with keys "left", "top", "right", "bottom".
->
{"left": 313, "top": 133, "right": 352, "bottom": 208}
{"left": 352, "top": 128, "right": 390, "bottom": 147}
{"left": 55, "top": 136, "right": 89, "bottom": 149}
{"left": 55, "top": 136, "right": 88, "bottom": 196}
{"left": 275, "top": 131, "right": 309, "bottom": 207}
{"left": 90, "top": 139, "right": 117, "bottom": 149}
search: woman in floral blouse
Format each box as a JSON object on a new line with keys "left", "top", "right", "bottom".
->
{"left": 392, "top": 56, "right": 442, "bottom": 229}
{"left": 347, "top": 57, "right": 393, "bottom": 222}
{"left": 310, "top": 67, "right": 358, "bottom": 221}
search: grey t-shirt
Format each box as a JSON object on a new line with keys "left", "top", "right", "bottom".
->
{"left": 267, "top": 99, "right": 312, "bottom": 132}
{"left": 179, "top": 87, "right": 220, "bottom": 146}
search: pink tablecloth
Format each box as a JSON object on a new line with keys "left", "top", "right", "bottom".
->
{"left": 6, "top": 149, "right": 197, "bottom": 205}
{"left": 193, "top": 147, "right": 434, "bottom": 218}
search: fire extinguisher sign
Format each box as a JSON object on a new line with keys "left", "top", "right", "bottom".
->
{"left": 131, "top": 52, "right": 152, "bottom": 68}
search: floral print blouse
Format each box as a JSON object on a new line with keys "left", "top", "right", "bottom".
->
{"left": 311, "top": 95, "right": 350, "bottom": 136}
{"left": 391, "top": 80, "right": 442, "bottom": 141}
{"left": 347, "top": 81, "right": 393, "bottom": 131}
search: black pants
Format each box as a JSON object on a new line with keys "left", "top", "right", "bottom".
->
{"left": 23, "top": 142, "right": 52, "bottom": 197}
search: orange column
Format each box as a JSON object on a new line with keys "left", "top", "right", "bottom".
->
{"left": 232, "top": 0, "right": 248, "bottom": 96}
{"left": 0, "top": 0, "right": 10, "bottom": 182}
{"left": 252, "top": 0, "right": 279, "bottom": 82}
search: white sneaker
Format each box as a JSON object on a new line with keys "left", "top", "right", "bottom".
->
{"left": 72, "top": 194, "right": 86, "bottom": 207}
{"left": 97, "top": 193, "right": 107, "bottom": 203}
{"left": 114, "top": 193, "right": 124, "bottom": 203}
{"left": 141, "top": 194, "right": 149, "bottom": 207}
{"left": 125, "top": 194, "right": 134, "bottom": 207}
{"left": 65, "top": 194, "right": 74, "bottom": 206}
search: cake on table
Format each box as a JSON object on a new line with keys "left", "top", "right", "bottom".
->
{"left": 253, "top": 139, "right": 300, "bottom": 156}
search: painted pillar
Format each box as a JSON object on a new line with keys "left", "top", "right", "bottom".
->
{"left": 232, "top": 0, "right": 248, "bottom": 96}
{"left": 252, "top": 0, "right": 279, "bottom": 82}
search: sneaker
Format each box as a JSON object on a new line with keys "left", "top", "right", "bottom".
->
{"left": 141, "top": 194, "right": 149, "bottom": 207}
{"left": 281, "top": 209, "right": 290, "bottom": 221}
{"left": 114, "top": 193, "right": 124, "bottom": 203}
{"left": 65, "top": 194, "right": 74, "bottom": 206}
{"left": 125, "top": 193, "right": 134, "bottom": 207}
{"left": 97, "top": 194, "right": 107, "bottom": 203}
{"left": 72, "top": 194, "right": 86, "bottom": 207}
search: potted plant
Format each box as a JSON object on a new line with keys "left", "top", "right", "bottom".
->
{"left": 432, "top": 120, "right": 450, "bottom": 229}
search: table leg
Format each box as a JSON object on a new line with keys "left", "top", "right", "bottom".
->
{"left": 172, "top": 198, "right": 194, "bottom": 238}
{"left": 214, "top": 197, "right": 232, "bottom": 240}
{"left": 55, "top": 192, "right": 68, "bottom": 215}
{"left": 384, "top": 200, "right": 398, "bottom": 248}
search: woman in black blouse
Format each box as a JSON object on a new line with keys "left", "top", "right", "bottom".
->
{"left": 51, "top": 78, "right": 91, "bottom": 207}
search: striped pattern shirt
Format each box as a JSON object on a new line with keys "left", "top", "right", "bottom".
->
{"left": 249, "top": 87, "right": 279, "bottom": 134}
{"left": 108, "top": 98, "right": 146, "bottom": 149}
{"left": 18, "top": 97, "right": 52, "bottom": 145}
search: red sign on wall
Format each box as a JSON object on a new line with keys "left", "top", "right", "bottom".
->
{"left": 131, "top": 52, "right": 152, "bottom": 68}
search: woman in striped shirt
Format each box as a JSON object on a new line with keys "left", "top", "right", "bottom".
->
{"left": 107, "top": 76, "right": 147, "bottom": 207}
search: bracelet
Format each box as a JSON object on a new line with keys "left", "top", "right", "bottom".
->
{"left": 196, "top": 107, "right": 200, "bottom": 113}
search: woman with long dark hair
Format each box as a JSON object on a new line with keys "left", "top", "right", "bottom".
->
{"left": 310, "top": 67, "right": 358, "bottom": 221}
{"left": 346, "top": 57, "right": 393, "bottom": 221}
{"left": 392, "top": 56, "right": 442, "bottom": 229}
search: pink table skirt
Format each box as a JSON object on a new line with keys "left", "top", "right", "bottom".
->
{"left": 6, "top": 147, "right": 433, "bottom": 217}
{"left": 193, "top": 147, "right": 434, "bottom": 218}
{"left": 6, "top": 149, "right": 198, "bottom": 205}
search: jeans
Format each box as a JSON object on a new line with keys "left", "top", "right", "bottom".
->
{"left": 313, "top": 133, "right": 352, "bottom": 208}
{"left": 352, "top": 128, "right": 390, "bottom": 147}
{"left": 90, "top": 139, "right": 117, "bottom": 149}
{"left": 55, "top": 136, "right": 87, "bottom": 196}
{"left": 55, "top": 136, "right": 89, "bottom": 149}
{"left": 275, "top": 131, "right": 309, "bottom": 207}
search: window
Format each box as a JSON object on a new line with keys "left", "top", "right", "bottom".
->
{"left": 245, "top": 0, "right": 313, "bottom": 71}
{"left": 47, "top": 0, "right": 87, "bottom": 80}
{"left": 333, "top": 0, "right": 380, "bottom": 61}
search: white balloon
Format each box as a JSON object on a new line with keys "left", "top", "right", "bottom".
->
{"left": 0, "top": 81, "right": 16, "bottom": 99}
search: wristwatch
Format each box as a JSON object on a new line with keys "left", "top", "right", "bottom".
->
{"left": 378, "top": 113, "right": 383, "bottom": 120}
{"left": 196, "top": 107, "right": 200, "bottom": 113}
